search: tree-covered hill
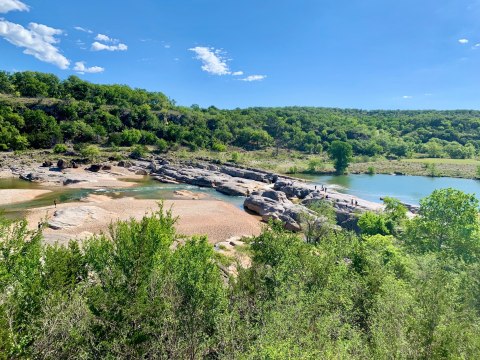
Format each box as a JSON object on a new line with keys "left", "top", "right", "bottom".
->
{"left": 1, "top": 70, "right": 480, "bottom": 160}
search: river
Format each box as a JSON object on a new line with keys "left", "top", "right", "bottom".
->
{"left": 2, "top": 173, "right": 480, "bottom": 218}
{"left": 296, "top": 173, "right": 480, "bottom": 205}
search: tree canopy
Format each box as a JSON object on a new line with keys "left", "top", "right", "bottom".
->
{"left": 1, "top": 70, "right": 480, "bottom": 159}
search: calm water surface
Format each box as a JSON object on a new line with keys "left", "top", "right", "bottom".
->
{"left": 297, "top": 173, "right": 480, "bottom": 205}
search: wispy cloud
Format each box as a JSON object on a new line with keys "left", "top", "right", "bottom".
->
{"left": 189, "top": 45, "right": 266, "bottom": 81}
{"left": 0, "top": 0, "right": 29, "bottom": 13}
{"left": 241, "top": 75, "right": 266, "bottom": 82}
{"left": 73, "top": 61, "right": 104, "bottom": 74}
{"left": 458, "top": 38, "right": 469, "bottom": 44}
{"left": 0, "top": 19, "right": 70, "bottom": 69}
{"left": 74, "top": 26, "right": 93, "bottom": 34}
{"left": 402, "top": 95, "right": 413, "bottom": 99}
{"left": 91, "top": 41, "right": 127, "bottom": 51}
{"left": 189, "top": 46, "right": 230, "bottom": 75}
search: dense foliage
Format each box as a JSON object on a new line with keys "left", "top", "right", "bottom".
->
{"left": 1, "top": 189, "right": 480, "bottom": 359}
{"left": 2, "top": 70, "right": 480, "bottom": 160}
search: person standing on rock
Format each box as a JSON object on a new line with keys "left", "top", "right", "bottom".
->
{"left": 54, "top": 200, "right": 57, "bottom": 208}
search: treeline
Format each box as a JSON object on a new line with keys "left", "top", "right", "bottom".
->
{"left": 1, "top": 190, "right": 480, "bottom": 358}
{"left": 1, "top": 70, "right": 480, "bottom": 159}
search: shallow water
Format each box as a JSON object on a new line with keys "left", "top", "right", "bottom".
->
{"left": 296, "top": 173, "right": 480, "bottom": 205}
{"left": 0, "top": 177, "right": 246, "bottom": 219}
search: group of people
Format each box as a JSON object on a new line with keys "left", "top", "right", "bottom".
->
{"left": 314, "top": 184, "right": 327, "bottom": 192}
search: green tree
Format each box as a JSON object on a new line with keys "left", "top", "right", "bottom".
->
{"left": 328, "top": 140, "right": 353, "bottom": 174}
{"left": 405, "top": 188, "right": 480, "bottom": 262}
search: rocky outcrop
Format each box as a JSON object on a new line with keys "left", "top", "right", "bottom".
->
{"left": 48, "top": 206, "right": 111, "bottom": 230}
{"left": 244, "top": 190, "right": 316, "bottom": 232}
{"left": 151, "top": 163, "right": 268, "bottom": 197}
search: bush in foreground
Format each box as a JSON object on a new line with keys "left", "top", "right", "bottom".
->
{"left": 1, "top": 190, "right": 480, "bottom": 358}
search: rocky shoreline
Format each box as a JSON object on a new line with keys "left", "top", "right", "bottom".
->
{"left": 1, "top": 155, "right": 396, "bottom": 233}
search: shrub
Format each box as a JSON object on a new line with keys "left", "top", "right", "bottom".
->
{"left": 212, "top": 142, "right": 227, "bottom": 152}
{"left": 80, "top": 144, "right": 100, "bottom": 162}
{"left": 53, "top": 143, "right": 68, "bottom": 154}
{"left": 230, "top": 151, "right": 240, "bottom": 163}
{"left": 130, "top": 144, "right": 148, "bottom": 159}
{"left": 156, "top": 138, "right": 169, "bottom": 153}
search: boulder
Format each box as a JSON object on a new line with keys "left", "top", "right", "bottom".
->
{"left": 63, "top": 178, "right": 84, "bottom": 185}
{"left": 20, "top": 172, "right": 41, "bottom": 182}
{"left": 244, "top": 189, "right": 319, "bottom": 232}
{"left": 42, "top": 161, "right": 53, "bottom": 168}
{"left": 57, "top": 159, "right": 68, "bottom": 170}
{"left": 87, "top": 164, "right": 102, "bottom": 172}
{"left": 135, "top": 169, "right": 148, "bottom": 176}
{"left": 118, "top": 160, "right": 133, "bottom": 168}
{"left": 101, "top": 164, "right": 112, "bottom": 171}
{"left": 216, "top": 182, "right": 251, "bottom": 196}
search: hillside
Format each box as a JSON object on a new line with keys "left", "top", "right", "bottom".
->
{"left": 1, "top": 70, "right": 479, "bottom": 161}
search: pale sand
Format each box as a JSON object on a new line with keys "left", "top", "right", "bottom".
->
{"left": 26, "top": 195, "right": 262, "bottom": 245}
{"left": 0, "top": 189, "right": 52, "bottom": 206}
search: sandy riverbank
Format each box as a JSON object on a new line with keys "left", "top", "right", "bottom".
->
{"left": 0, "top": 189, "right": 52, "bottom": 206}
{"left": 26, "top": 194, "right": 262, "bottom": 245}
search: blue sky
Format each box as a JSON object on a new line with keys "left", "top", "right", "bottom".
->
{"left": 1, "top": 0, "right": 480, "bottom": 110}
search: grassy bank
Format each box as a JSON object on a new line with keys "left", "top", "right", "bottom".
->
{"left": 350, "top": 158, "right": 480, "bottom": 179}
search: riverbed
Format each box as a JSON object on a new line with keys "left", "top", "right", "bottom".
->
{"left": 0, "top": 177, "right": 246, "bottom": 219}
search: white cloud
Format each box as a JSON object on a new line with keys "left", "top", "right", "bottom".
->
{"left": 240, "top": 74, "right": 266, "bottom": 82}
{"left": 73, "top": 61, "right": 104, "bottom": 74}
{"left": 0, "top": 19, "right": 70, "bottom": 69}
{"left": 232, "top": 71, "right": 243, "bottom": 76}
{"left": 402, "top": 95, "right": 413, "bottom": 99}
{"left": 459, "top": 38, "right": 469, "bottom": 44}
{"left": 0, "top": 0, "right": 29, "bottom": 13}
{"left": 95, "top": 33, "right": 118, "bottom": 43}
{"left": 74, "top": 26, "right": 93, "bottom": 34}
{"left": 164, "top": 44, "right": 171, "bottom": 49}
{"left": 91, "top": 41, "right": 127, "bottom": 51}
{"left": 189, "top": 46, "right": 230, "bottom": 75}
